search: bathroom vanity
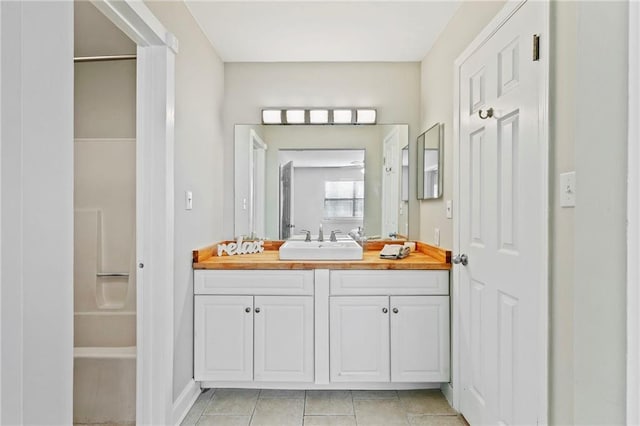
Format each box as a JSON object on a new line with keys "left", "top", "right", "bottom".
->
{"left": 192, "top": 241, "right": 451, "bottom": 389}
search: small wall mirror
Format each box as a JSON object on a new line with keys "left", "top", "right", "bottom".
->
{"left": 416, "top": 123, "right": 443, "bottom": 200}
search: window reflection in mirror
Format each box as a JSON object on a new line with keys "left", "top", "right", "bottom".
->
{"left": 417, "top": 123, "right": 443, "bottom": 200}
{"left": 234, "top": 124, "right": 409, "bottom": 240}
{"left": 278, "top": 149, "right": 364, "bottom": 239}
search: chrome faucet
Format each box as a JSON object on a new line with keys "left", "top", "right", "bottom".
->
{"left": 330, "top": 230, "right": 342, "bottom": 242}
{"left": 299, "top": 229, "right": 311, "bottom": 242}
{"left": 318, "top": 224, "right": 324, "bottom": 242}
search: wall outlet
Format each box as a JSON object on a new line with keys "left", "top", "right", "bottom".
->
{"left": 434, "top": 228, "right": 440, "bottom": 246}
{"left": 560, "top": 171, "right": 576, "bottom": 207}
{"left": 446, "top": 200, "right": 453, "bottom": 219}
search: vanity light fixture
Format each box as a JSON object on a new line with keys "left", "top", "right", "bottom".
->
{"left": 309, "top": 109, "right": 329, "bottom": 124}
{"left": 261, "top": 108, "right": 376, "bottom": 125}
{"left": 262, "top": 109, "right": 282, "bottom": 125}
{"left": 285, "top": 109, "right": 305, "bottom": 124}
{"left": 356, "top": 109, "right": 377, "bottom": 125}
{"left": 332, "top": 109, "right": 353, "bottom": 124}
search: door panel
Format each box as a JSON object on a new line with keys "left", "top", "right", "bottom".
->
{"left": 254, "top": 296, "right": 314, "bottom": 382}
{"left": 194, "top": 295, "right": 253, "bottom": 381}
{"left": 458, "top": 1, "right": 545, "bottom": 424}
{"left": 390, "top": 296, "right": 450, "bottom": 382}
{"left": 330, "top": 296, "right": 390, "bottom": 382}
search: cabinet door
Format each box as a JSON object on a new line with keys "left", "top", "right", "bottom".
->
{"left": 330, "top": 296, "right": 390, "bottom": 382}
{"left": 254, "top": 296, "right": 314, "bottom": 382}
{"left": 194, "top": 295, "right": 253, "bottom": 381}
{"left": 390, "top": 295, "right": 450, "bottom": 382}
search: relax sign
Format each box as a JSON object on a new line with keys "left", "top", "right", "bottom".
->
{"left": 217, "top": 237, "right": 265, "bottom": 256}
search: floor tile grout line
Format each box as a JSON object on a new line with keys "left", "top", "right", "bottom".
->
{"left": 248, "top": 390, "right": 260, "bottom": 426}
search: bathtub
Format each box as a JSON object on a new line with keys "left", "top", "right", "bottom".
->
{"left": 73, "top": 311, "right": 136, "bottom": 425}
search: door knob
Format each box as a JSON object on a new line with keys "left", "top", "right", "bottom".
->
{"left": 392, "top": 308, "right": 399, "bottom": 314}
{"left": 382, "top": 307, "right": 388, "bottom": 314}
{"left": 452, "top": 254, "right": 469, "bottom": 266}
{"left": 255, "top": 307, "right": 261, "bottom": 313}
{"left": 245, "top": 307, "right": 251, "bottom": 313}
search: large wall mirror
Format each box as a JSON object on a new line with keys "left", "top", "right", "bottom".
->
{"left": 417, "top": 123, "right": 443, "bottom": 200}
{"left": 234, "top": 124, "right": 409, "bottom": 240}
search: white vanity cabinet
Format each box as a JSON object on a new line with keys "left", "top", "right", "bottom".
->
{"left": 193, "top": 266, "right": 450, "bottom": 387}
{"left": 194, "top": 270, "right": 314, "bottom": 383}
{"left": 329, "top": 270, "right": 450, "bottom": 383}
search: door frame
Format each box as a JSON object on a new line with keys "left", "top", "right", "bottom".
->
{"left": 90, "top": 1, "right": 177, "bottom": 424}
{"left": 451, "top": 0, "right": 549, "bottom": 421}
{"left": 381, "top": 126, "right": 400, "bottom": 237}
{"left": 627, "top": 1, "right": 640, "bottom": 423}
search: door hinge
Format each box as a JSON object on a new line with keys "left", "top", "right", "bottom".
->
{"left": 533, "top": 34, "right": 540, "bottom": 61}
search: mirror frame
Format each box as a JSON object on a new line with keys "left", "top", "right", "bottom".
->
{"left": 416, "top": 123, "right": 443, "bottom": 200}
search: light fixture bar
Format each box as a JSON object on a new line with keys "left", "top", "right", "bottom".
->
{"left": 261, "top": 108, "right": 376, "bottom": 125}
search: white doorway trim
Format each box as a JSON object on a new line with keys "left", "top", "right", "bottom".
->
{"left": 451, "top": 0, "right": 549, "bottom": 422}
{"left": 627, "top": 1, "right": 640, "bottom": 423}
{"left": 90, "top": 2, "right": 177, "bottom": 424}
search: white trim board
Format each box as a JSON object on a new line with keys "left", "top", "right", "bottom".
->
{"left": 199, "top": 382, "right": 442, "bottom": 390}
{"left": 452, "top": 0, "right": 549, "bottom": 422}
{"left": 90, "top": 1, "right": 177, "bottom": 424}
{"left": 628, "top": 1, "right": 640, "bottom": 423}
{"left": 173, "top": 380, "right": 201, "bottom": 426}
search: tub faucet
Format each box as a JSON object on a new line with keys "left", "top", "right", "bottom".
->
{"left": 318, "top": 224, "right": 324, "bottom": 242}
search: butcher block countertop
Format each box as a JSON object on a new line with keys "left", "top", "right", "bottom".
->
{"left": 193, "top": 240, "right": 451, "bottom": 271}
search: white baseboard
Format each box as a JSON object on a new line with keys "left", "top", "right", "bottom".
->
{"left": 441, "top": 382, "right": 455, "bottom": 411}
{"left": 173, "top": 379, "right": 201, "bottom": 426}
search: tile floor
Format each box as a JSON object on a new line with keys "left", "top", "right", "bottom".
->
{"left": 181, "top": 388, "right": 468, "bottom": 426}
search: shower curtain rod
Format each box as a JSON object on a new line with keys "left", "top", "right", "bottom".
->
{"left": 74, "top": 54, "right": 137, "bottom": 63}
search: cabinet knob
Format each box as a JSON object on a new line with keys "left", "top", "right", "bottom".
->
{"left": 392, "top": 308, "right": 399, "bottom": 314}
{"left": 255, "top": 307, "right": 261, "bottom": 313}
{"left": 245, "top": 307, "right": 251, "bottom": 313}
{"left": 382, "top": 307, "right": 388, "bottom": 314}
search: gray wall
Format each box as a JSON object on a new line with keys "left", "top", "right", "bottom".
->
{"left": 223, "top": 62, "right": 421, "bottom": 239}
{"left": 573, "top": 2, "right": 628, "bottom": 423}
{"left": 419, "top": 0, "right": 506, "bottom": 249}
{"left": 144, "top": 1, "right": 226, "bottom": 402}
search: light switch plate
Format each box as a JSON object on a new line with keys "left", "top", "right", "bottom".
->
{"left": 446, "top": 200, "right": 453, "bottom": 219}
{"left": 434, "top": 228, "right": 440, "bottom": 246}
{"left": 185, "top": 190, "right": 193, "bottom": 210}
{"left": 560, "top": 172, "right": 576, "bottom": 207}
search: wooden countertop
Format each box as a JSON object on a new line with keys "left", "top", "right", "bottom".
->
{"left": 193, "top": 240, "right": 451, "bottom": 270}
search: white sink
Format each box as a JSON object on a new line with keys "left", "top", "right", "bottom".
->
{"left": 279, "top": 239, "right": 363, "bottom": 260}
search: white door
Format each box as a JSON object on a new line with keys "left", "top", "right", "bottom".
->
{"left": 457, "top": 1, "right": 547, "bottom": 424}
{"left": 194, "top": 295, "right": 253, "bottom": 381}
{"left": 330, "top": 296, "right": 390, "bottom": 382}
{"left": 254, "top": 296, "right": 314, "bottom": 382}
{"left": 381, "top": 128, "right": 400, "bottom": 237}
{"left": 390, "top": 296, "right": 450, "bottom": 383}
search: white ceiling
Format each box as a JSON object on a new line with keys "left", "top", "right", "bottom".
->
{"left": 184, "top": 1, "right": 462, "bottom": 62}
